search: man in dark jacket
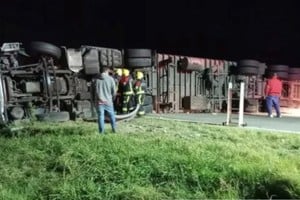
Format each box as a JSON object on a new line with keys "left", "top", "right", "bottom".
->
{"left": 264, "top": 72, "right": 282, "bottom": 118}
{"left": 95, "top": 67, "right": 117, "bottom": 133}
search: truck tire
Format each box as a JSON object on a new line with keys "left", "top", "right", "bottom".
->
{"left": 125, "top": 49, "right": 152, "bottom": 68}
{"left": 126, "top": 58, "right": 152, "bottom": 68}
{"left": 265, "top": 71, "right": 289, "bottom": 80}
{"left": 245, "top": 105, "right": 258, "bottom": 113}
{"left": 238, "top": 60, "right": 260, "bottom": 68}
{"left": 143, "top": 94, "right": 153, "bottom": 106}
{"left": 237, "top": 66, "right": 258, "bottom": 75}
{"left": 27, "top": 41, "right": 62, "bottom": 59}
{"left": 244, "top": 99, "right": 258, "bottom": 113}
{"left": 267, "top": 65, "right": 289, "bottom": 72}
{"left": 288, "top": 68, "right": 300, "bottom": 74}
{"left": 143, "top": 104, "right": 153, "bottom": 114}
{"left": 277, "top": 72, "right": 289, "bottom": 80}
{"left": 258, "top": 66, "right": 266, "bottom": 75}
{"left": 126, "top": 49, "right": 152, "bottom": 58}
{"left": 288, "top": 74, "right": 300, "bottom": 81}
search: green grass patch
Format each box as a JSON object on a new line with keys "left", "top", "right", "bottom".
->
{"left": 0, "top": 117, "right": 300, "bottom": 199}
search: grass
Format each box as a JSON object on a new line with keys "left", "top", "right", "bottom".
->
{"left": 0, "top": 116, "right": 300, "bottom": 199}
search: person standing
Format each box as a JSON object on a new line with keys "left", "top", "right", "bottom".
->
{"left": 134, "top": 71, "right": 146, "bottom": 116}
{"left": 95, "top": 67, "right": 117, "bottom": 133}
{"left": 113, "top": 68, "right": 122, "bottom": 90}
{"left": 120, "top": 68, "right": 134, "bottom": 113}
{"left": 264, "top": 72, "right": 282, "bottom": 118}
{"left": 113, "top": 68, "right": 122, "bottom": 114}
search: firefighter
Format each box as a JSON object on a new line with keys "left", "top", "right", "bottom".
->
{"left": 134, "top": 71, "right": 146, "bottom": 116}
{"left": 113, "top": 68, "right": 122, "bottom": 114}
{"left": 113, "top": 68, "right": 122, "bottom": 90}
{"left": 120, "top": 68, "right": 134, "bottom": 113}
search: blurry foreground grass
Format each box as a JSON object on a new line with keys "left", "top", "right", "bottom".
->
{"left": 0, "top": 116, "right": 300, "bottom": 199}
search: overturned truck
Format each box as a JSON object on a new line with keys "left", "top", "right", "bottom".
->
{"left": 0, "top": 41, "right": 149, "bottom": 124}
{"left": 2, "top": 41, "right": 300, "bottom": 124}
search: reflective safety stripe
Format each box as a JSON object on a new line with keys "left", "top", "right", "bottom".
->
{"left": 123, "top": 95, "right": 131, "bottom": 103}
{"left": 136, "top": 91, "right": 145, "bottom": 94}
{"left": 129, "top": 82, "right": 133, "bottom": 93}
{"left": 138, "top": 111, "right": 145, "bottom": 115}
{"left": 124, "top": 91, "right": 134, "bottom": 95}
{"left": 137, "top": 95, "right": 144, "bottom": 105}
{"left": 129, "top": 106, "right": 135, "bottom": 111}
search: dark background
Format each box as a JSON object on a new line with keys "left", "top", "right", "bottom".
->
{"left": 1, "top": 0, "right": 300, "bottom": 65}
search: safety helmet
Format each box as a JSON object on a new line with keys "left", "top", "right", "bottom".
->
{"left": 122, "top": 68, "right": 130, "bottom": 76}
{"left": 136, "top": 71, "right": 144, "bottom": 79}
{"left": 114, "top": 68, "right": 122, "bottom": 76}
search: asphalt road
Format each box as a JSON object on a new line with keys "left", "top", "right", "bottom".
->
{"left": 148, "top": 112, "right": 300, "bottom": 134}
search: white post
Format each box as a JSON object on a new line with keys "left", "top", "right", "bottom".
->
{"left": 238, "top": 82, "right": 245, "bottom": 126}
{"left": 226, "top": 82, "right": 233, "bottom": 125}
{"left": 0, "top": 75, "right": 5, "bottom": 124}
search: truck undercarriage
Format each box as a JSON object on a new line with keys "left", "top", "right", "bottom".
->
{"left": 1, "top": 41, "right": 300, "bottom": 125}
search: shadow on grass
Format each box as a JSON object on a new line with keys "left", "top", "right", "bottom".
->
{"left": 252, "top": 179, "right": 300, "bottom": 199}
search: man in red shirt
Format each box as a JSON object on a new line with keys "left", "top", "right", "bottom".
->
{"left": 264, "top": 72, "right": 282, "bottom": 118}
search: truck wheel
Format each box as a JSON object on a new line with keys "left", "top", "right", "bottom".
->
{"left": 265, "top": 70, "right": 289, "bottom": 80}
{"left": 125, "top": 49, "right": 152, "bottom": 68}
{"left": 143, "top": 104, "right": 153, "bottom": 114}
{"left": 288, "top": 74, "right": 300, "bottom": 81}
{"left": 27, "top": 41, "right": 62, "bottom": 60}
{"left": 288, "top": 68, "right": 300, "bottom": 74}
{"left": 238, "top": 60, "right": 260, "bottom": 68}
{"left": 126, "top": 58, "right": 152, "bottom": 68}
{"left": 143, "top": 94, "right": 153, "bottom": 106}
{"left": 126, "top": 49, "right": 152, "bottom": 58}
{"left": 237, "top": 66, "right": 258, "bottom": 75}
{"left": 267, "top": 65, "right": 289, "bottom": 72}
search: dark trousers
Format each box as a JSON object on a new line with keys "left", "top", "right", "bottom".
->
{"left": 136, "top": 94, "right": 145, "bottom": 115}
{"left": 266, "top": 96, "right": 280, "bottom": 117}
{"left": 122, "top": 95, "right": 134, "bottom": 113}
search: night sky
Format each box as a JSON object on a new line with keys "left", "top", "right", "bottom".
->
{"left": 1, "top": 0, "right": 300, "bottom": 65}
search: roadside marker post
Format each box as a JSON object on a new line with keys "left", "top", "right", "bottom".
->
{"left": 223, "top": 81, "right": 247, "bottom": 127}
